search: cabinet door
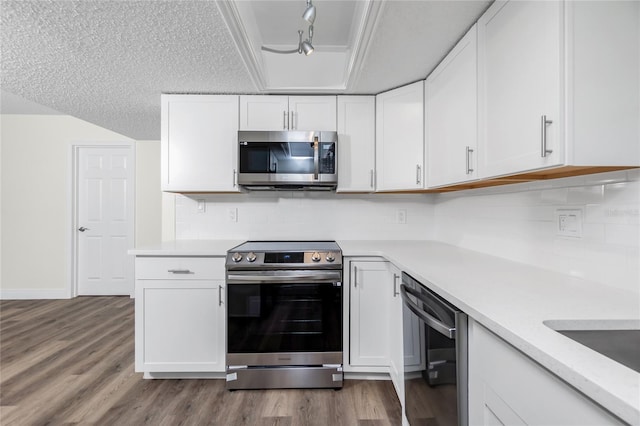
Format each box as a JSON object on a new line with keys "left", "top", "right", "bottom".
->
{"left": 135, "top": 280, "right": 225, "bottom": 372}
{"left": 161, "top": 95, "right": 239, "bottom": 192}
{"left": 349, "top": 261, "right": 390, "bottom": 367}
{"left": 478, "top": 0, "right": 563, "bottom": 178}
{"left": 388, "top": 265, "right": 404, "bottom": 402}
{"left": 239, "top": 95, "right": 289, "bottom": 131}
{"left": 468, "top": 320, "right": 624, "bottom": 426}
{"left": 288, "top": 96, "right": 337, "bottom": 131}
{"left": 426, "top": 25, "right": 478, "bottom": 188}
{"left": 376, "top": 81, "right": 424, "bottom": 191}
{"left": 336, "top": 96, "right": 376, "bottom": 192}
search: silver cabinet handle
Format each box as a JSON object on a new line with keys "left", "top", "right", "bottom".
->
{"left": 218, "top": 285, "right": 223, "bottom": 306}
{"left": 78, "top": 227, "right": 90, "bottom": 232}
{"left": 370, "top": 169, "right": 375, "bottom": 188}
{"left": 283, "top": 111, "right": 287, "bottom": 129}
{"left": 233, "top": 168, "right": 237, "bottom": 187}
{"left": 466, "top": 146, "right": 474, "bottom": 175}
{"left": 541, "top": 115, "right": 553, "bottom": 157}
{"left": 313, "top": 136, "right": 319, "bottom": 180}
{"left": 416, "top": 164, "right": 422, "bottom": 185}
{"left": 168, "top": 269, "right": 192, "bottom": 274}
{"left": 290, "top": 111, "right": 295, "bottom": 130}
{"left": 353, "top": 266, "right": 358, "bottom": 288}
{"left": 393, "top": 273, "right": 400, "bottom": 297}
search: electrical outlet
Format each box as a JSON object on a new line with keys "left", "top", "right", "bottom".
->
{"left": 197, "top": 199, "right": 206, "bottom": 213}
{"left": 228, "top": 207, "right": 238, "bottom": 223}
{"left": 396, "top": 209, "right": 407, "bottom": 224}
{"left": 555, "top": 209, "right": 582, "bottom": 238}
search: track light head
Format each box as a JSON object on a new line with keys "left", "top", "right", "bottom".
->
{"left": 302, "top": 0, "right": 316, "bottom": 24}
{"left": 301, "top": 40, "right": 314, "bottom": 56}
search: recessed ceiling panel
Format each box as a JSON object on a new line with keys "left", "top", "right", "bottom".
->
{"left": 251, "top": 0, "right": 356, "bottom": 47}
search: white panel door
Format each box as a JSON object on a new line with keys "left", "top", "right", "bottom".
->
{"left": 426, "top": 25, "right": 478, "bottom": 187}
{"left": 288, "top": 96, "right": 337, "bottom": 131}
{"left": 478, "top": 0, "right": 563, "bottom": 178}
{"left": 77, "top": 146, "right": 134, "bottom": 295}
{"left": 336, "top": 96, "right": 376, "bottom": 192}
{"left": 375, "top": 81, "right": 424, "bottom": 191}
{"left": 239, "top": 95, "right": 289, "bottom": 130}
{"left": 349, "top": 261, "right": 391, "bottom": 367}
{"left": 162, "top": 95, "right": 240, "bottom": 192}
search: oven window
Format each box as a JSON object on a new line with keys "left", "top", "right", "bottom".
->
{"left": 227, "top": 282, "right": 342, "bottom": 353}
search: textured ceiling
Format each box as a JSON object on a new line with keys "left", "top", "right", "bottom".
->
{"left": 0, "top": 0, "right": 491, "bottom": 140}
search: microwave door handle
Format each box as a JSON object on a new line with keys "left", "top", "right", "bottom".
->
{"left": 313, "top": 136, "right": 319, "bottom": 180}
{"left": 400, "top": 284, "right": 456, "bottom": 339}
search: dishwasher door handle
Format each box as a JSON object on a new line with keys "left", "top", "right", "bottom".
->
{"left": 401, "top": 283, "right": 456, "bottom": 339}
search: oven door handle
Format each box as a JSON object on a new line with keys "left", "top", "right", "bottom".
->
{"left": 227, "top": 270, "right": 342, "bottom": 284}
{"left": 400, "top": 284, "right": 456, "bottom": 339}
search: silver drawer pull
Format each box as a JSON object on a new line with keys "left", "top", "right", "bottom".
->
{"left": 168, "top": 269, "right": 192, "bottom": 274}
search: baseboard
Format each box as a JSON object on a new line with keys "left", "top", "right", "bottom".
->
{"left": 0, "top": 288, "right": 71, "bottom": 300}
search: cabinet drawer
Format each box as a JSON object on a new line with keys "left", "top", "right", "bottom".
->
{"left": 135, "top": 257, "right": 225, "bottom": 280}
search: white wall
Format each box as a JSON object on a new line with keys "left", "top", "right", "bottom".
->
{"left": 0, "top": 114, "right": 162, "bottom": 298}
{"left": 135, "top": 140, "right": 162, "bottom": 247}
{"left": 433, "top": 170, "right": 640, "bottom": 293}
{"left": 173, "top": 192, "right": 435, "bottom": 241}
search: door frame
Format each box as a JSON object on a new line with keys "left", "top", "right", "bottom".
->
{"left": 68, "top": 142, "right": 136, "bottom": 298}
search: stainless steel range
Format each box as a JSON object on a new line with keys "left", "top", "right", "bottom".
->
{"left": 225, "top": 241, "right": 343, "bottom": 390}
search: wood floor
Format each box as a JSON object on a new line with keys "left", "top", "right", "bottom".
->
{"left": 0, "top": 297, "right": 401, "bottom": 425}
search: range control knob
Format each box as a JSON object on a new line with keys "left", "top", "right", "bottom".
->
{"left": 311, "top": 252, "right": 321, "bottom": 262}
{"left": 326, "top": 252, "right": 335, "bottom": 262}
{"left": 231, "top": 252, "right": 243, "bottom": 263}
{"left": 246, "top": 252, "right": 257, "bottom": 263}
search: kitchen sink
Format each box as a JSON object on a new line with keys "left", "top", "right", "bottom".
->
{"left": 544, "top": 320, "right": 640, "bottom": 373}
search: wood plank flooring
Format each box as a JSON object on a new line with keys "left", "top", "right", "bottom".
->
{"left": 0, "top": 297, "right": 401, "bottom": 425}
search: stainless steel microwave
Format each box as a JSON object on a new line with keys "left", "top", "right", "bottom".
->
{"left": 237, "top": 130, "right": 338, "bottom": 190}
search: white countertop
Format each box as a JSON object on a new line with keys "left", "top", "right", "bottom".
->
{"left": 129, "top": 239, "right": 640, "bottom": 424}
{"left": 338, "top": 240, "right": 640, "bottom": 425}
{"left": 128, "top": 239, "right": 243, "bottom": 256}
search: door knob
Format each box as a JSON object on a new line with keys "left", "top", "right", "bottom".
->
{"left": 78, "top": 227, "right": 90, "bottom": 232}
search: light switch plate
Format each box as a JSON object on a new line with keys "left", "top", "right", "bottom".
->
{"left": 555, "top": 209, "right": 583, "bottom": 238}
{"left": 197, "top": 199, "right": 206, "bottom": 213}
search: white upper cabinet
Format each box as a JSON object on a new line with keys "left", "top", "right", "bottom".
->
{"left": 426, "top": 25, "right": 478, "bottom": 188}
{"left": 288, "top": 96, "right": 337, "bottom": 131}
{"left": 336, "top": 96, "right": 376, "bottom": 192}
{"left": 478, "top": 0, "right": 563, "bottom": 178}
{"left": 239, "top": 96, "right": 289, "bottom": 131}
{"left": 375, "top": 81, "right": 425, "bottom": 191}
{"left": 240, "top": 95, "right": 337, "bottom": 131}
{"left": 478, "top": 0, "right": 639, "bottom": 179}
{"left": 161, "top": 94, "right": 240, "bottom": 192}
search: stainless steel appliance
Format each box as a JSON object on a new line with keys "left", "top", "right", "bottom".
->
{"left": 225, "top": 241, "right": 343, "bottom": 390}
{"left": 401, "top": 272, "right": 468, "bottom": 426}
{"left": 237, "top": 131, "right": 338, "bottom": 190}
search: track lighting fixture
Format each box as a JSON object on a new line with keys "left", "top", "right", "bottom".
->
{"left": 260, "top": 0, "right": 316, "bottom": 56}
{"left": 302, "top": 0, "right": 316, "bottom": 24}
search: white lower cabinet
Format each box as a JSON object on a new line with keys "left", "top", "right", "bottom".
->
{"left": 347, "top": 260, "right": 391, "bottom": 369}
{"left": 135, "top": 257, "right": 226, "bottom": 373}
{"left": 388, "top": 264, "right": 404, "bottom": 401}
{"left": 469, "top": 319, "right": 624, "bottom": 425}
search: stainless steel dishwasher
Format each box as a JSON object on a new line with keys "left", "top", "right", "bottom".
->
{"left": 401, "top": 272, "right": 468, "bottom": 426}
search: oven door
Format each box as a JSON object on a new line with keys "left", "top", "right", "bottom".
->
{"left": 226, "top": 270, "right": 343, "bottom": 366}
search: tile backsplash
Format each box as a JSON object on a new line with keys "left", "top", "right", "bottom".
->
{"left": 433, "top": 170, "right": 640, "bottom": 293}
{"left": 174, "top": 170, "right": 639, "bottom": 293}
{"left": 175, "top": 192, "right": 435, "bottom": 241}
